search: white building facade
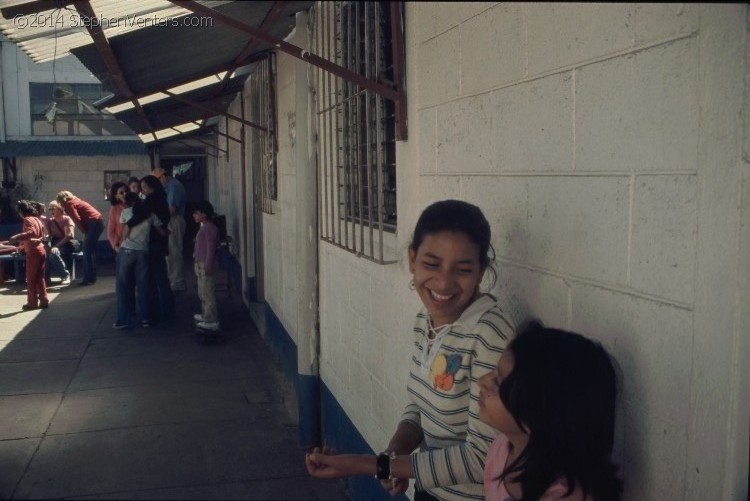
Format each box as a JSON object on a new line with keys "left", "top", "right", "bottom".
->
{"left": 171, "top": 3, "right": 750, "bottom": 500}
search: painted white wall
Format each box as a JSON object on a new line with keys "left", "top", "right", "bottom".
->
{"left": 214, "top": 3, "right": 748, "bottom": 499}
{"left": 314, "top": 3, "right": 749, "bottom": 500}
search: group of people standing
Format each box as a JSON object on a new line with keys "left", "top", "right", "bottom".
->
{"left": 0, "top": 166, "right": 220, "bottom": 333}
{"left": 106, "top": 167, "right": 220, "bottom": 332}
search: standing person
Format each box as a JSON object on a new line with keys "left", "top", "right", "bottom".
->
{"left": 127, "top": 175, "right": 174, "bottom": 323}
{"left": 153, "top": 166, "right": 187, "bottom": 292}
{"left": 106, "top": 181, "right": 129, "bottom": 254}
{"left": 192, "top": 201, "right": 220, "bottom": 331}
{"left": 6, "top": 200, "right": 48, "bottom": 310}
{"left": 306, "top": 200, "right": 515, "bottom": 499}
{"left": 56, "top": 190, "right": 104, "bottom": 286}
{"left": 306, "top": 321, "right": 624, "bottom": 501}
{"left": 45, "top": 200, "right": 74, "bottom": 285}
{"left": 114, "top": 192, "right": 164, "bottom": 329}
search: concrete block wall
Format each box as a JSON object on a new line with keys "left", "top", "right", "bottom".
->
{"left": 314, "top": 3, "right": 748, "bottom": 500}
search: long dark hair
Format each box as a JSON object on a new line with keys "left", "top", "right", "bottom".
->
{"left": 498, "top": 320, "right": 622, "bottom": 501}
{"left": 410, "top": 200, "right": 496, "bottom": 284}
{"left": 140, "top": 174, "right": 164, "bottom": 194}
{"left": 16, "top": 200, "right": 37, "bottom": 217}
{"left": 109, "top": 181, "right": 128, "bottom": 206}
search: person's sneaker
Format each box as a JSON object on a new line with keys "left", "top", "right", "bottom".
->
{"left": 193, "top": 313, "right": 204, "bottom": 322}
{"left": 197, "top": 321, "right": 220, "bottom": 331}
{"left": 112, "top": 323, "right": 129, "bottom": 329}
{"left": 61, "top": 276, "right": 71, "bottom": 285}
{"left": 141, "top": 320, "right": 151, "bottom": 328}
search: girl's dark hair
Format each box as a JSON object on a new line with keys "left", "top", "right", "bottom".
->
{"left": 124, "top": 192, "right": 140, "bottom": 207}
{"left": 109, "top": 181, "right": 129, "bottom": 206}
{"left": 29, "top": 200, "right": 45, "bottom": 215}
{"left": 127, "top": 176, "right": 141, "bottom": 186}
{"left": 498, "top": 320, "right": 622, "bottom": 501}
{"left": 193, "top": 200, "right": 215, "bottom": 218}
{"left": 16, "top": 200, "right": 36, "bottom": 217}
{"left": 140, "top": 175, "right": 164, "bottom": 193}
{"left": 410, "top": 199, "right": 494, "bottom": 273}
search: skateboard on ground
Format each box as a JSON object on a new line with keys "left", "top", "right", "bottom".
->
{"left": 195, "top": 324, "right": 225, "bottom": 345}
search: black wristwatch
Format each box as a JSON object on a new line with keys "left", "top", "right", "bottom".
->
{"left": 375, "top": 451, "right": 396, "bottom": 480}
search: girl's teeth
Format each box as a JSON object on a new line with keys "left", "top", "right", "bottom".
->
{"left": 431, "top": 290, "right": 452, "bottom": 301}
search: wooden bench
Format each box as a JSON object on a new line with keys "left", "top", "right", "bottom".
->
{"left": 0, "top": 251, "right": 84, "bottom": 283}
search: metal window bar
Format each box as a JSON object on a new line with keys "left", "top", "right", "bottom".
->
{"left": 312, "top": 1, "right": 397, "bottom": 264}
{"left": 248, "top": 55, "right": 277, "bottom": 214}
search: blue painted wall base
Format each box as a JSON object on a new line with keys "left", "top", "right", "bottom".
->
{"left": 320, "top": 383, "right": 409, "bottom": 501}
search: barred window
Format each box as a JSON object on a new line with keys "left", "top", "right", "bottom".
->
{"left": 313, "top": 1, "right": 398, "bottom": 263}
{"left": 247, "top": 54, "right": 277, "bottom": 213}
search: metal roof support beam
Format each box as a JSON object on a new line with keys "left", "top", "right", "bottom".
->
{"left": 100, "top": 52, "right": 270, "bottom": 110}
{"left": 170, "top": 0, "right": 400, "bottom": 104}
{"left": 164, "top": 128, "right": 227, "bottom": 155}
{"left": 175, "top": 139, "right": 219, "bottom": 159}
{"left": 162, "top": 90, "right": 267, "bottom": 133}
{"left": 72, "top": 1, "right": 157, "bottom": 142}
{"left": 197, "top": 122, "right": 242, "bottom": 144}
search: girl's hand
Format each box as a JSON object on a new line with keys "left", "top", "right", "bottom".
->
{"left": 305, "top": 447, "right": 347, "bottom": 479}
{"left": 381, "top": 476, "right": 409, "bottom": 496}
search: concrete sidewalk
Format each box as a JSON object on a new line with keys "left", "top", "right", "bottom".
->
{"left": 0, "top": 262, "right": 347, "bottom": 500}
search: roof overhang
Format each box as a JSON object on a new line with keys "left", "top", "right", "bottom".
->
{"left": 0, "top": 0, "right": 311, "bottom": 144}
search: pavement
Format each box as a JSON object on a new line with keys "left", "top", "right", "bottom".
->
{"left": 0, "top": 260, "right": 348, "bottom": 500}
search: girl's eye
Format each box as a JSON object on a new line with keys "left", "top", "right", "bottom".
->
{"left": 457, "top": 268, "right": 474, "bottom": 275}
{"left": 423, "top": 262, "right": 439, "bottom": 268}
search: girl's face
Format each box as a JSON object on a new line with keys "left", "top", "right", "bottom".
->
{"left": 193, "top": 211, "right": 206, "bottom": 224}
{"left": 141, "top": 181, "right": 153, "bottom": 195}
{"left": 129, "top": 181, "right": 140, "bottom": 193}
{"left": 408, "top": 230, "right": 485, "bottom": 327}
{"left": 116, "top": 186, "right": 128, "bottom": 203}
{"left": 51, "top": 206, "right": 63, "bottom": 218}
{"left": 478, "top": 351, "right": 525, "bottom": 437}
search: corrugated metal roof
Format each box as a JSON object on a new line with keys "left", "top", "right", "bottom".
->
{"left": 0, "top": 0, "right": 230, "bottom": 62}
{"left": 0, "top": 0, "right": 312, "bottom": 145}
{"left": 0, "top": 140, "right": 147, "bottom": 156}
{"left": 112, "top": 72, "right": 247, "bottom": 135}
{"left": 70, "top": 1, "right": 308, "bottom": 99}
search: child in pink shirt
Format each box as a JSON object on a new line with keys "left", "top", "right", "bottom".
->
{"left": 192, "top": 201, "right": 220, "bottom": 331}
{"left": 478, "top": 321, "right": 622, "bottom": 501}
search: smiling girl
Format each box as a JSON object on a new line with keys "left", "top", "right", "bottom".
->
{"left": 306, "top": 200, "right": 515, "bottom": 500}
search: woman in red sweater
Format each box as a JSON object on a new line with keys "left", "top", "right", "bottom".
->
{"left": 56, "top": 190, "right": 104, "bottom": 285}
{"left": 6, "top": 200, "right": 48, "bottom": 310}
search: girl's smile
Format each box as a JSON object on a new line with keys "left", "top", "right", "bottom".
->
{"left": 409, "top": 230, "right": 485, "bottom": 328}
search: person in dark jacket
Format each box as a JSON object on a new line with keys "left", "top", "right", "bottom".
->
{"left": 126, "top": 175, "right": 174, "bottom": 323}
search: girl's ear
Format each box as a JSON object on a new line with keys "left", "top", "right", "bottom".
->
{"left": 408, "top": 246, "right": 416, "bottom": 274}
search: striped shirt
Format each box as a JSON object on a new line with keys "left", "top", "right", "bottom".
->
{"left": 403, "top": 294, "right": 515, "bottom": 500}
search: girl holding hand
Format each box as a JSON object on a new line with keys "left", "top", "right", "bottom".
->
{"left": 308, "top": 200, "right": 515, "bottom": 499}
